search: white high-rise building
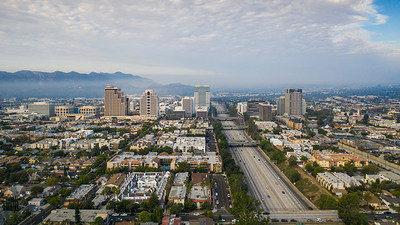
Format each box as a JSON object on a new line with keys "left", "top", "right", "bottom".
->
{"left": 194, "top": 85, "right": 210, "bottom": 110}
{"left": 140, "top": 90, "right": 159, "bottom": 117}
{"left": 284, "top": 89, "right": 303, "bottom": 116}
{"left": 302, "top": 99, "right": 307, "bottom": 115}
{"left": 236, "top": 102, "right": 247, "bottom": 115}
{"left": 182, "top": 96, "right": 194, "bottom": 117}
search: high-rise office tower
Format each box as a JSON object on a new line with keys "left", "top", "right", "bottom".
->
{"left": 277, "top": 96, "right": 285, "bottom": 115}
{"left": 104, "top": 86, "right": 129, "bottom": 116}
{"left": 259, "top": 103, "right": 272, "bottom": 121}
{"left": 258, "top": 103, "right": 272, "bottom": 121}
{"left": 194, "top": 85, "right": 210, "bottom": 110}
{"left": 284, "top": 88, "right": 303, "bottom": 115}
{"left": 140, "top": 90, "right": 159, "bottom": 117}
{"left": 302, "top": 99, "right": 307, "bottom": 115}
{"left": 182, "top": 96, "right": 194, "bottom": 117}
{"left": 247, "top": 99, "right": 265, "bottom": 116}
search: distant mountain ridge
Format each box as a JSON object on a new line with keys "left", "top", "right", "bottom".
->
{"left": 0, "top": 70, "right": 193, "bottom": 97}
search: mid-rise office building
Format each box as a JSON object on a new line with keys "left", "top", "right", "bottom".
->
{"left": 55, "top": 106, "right": 73, "bottom": 116}
{"left": 140, "top": 90, "right": 159, "bottom": 117}
{"left": 259, "top": 103, "right": 272, "bottom": 121}
{"left": 247, "top": 99, "right": 265, "bottom": 117}
{"left": 80, "top": 106, "right": 100, "bottom": 117}
{"left": 194, "top": 85, "right": 210, "bottom": 110}
{"left": 182, "top": 96, "right": 194, "bottom": 117}
{"left": 277, "top": 96, "right": 285, "bottom": 115}
{"left": 104, "top": 86, "right": 128, "bottom": 116}
{"left": 28, "top": 102, "right": 55, "bottom": 116}
{"left": 284, "top": 88, "right": 303, "bottom": 116}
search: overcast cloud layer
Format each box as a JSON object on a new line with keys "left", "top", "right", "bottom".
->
{"left": 0, "top": 0, "right": 399, "bottom": 87}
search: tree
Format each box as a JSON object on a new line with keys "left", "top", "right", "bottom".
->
{"left": 271, "top": 150, "right": 286, "bottom": 164}
{"left": 338, "top": 193, "right": 368, "bottom": 225}
{"left": 300, "top": 156, "right": 308, "bottom": 163}
{"left": 204, "top": 210, "right": 213, "bottom": 218}
{"left": 170, "top": 203, "right": 184, "bottom": 215}
{"left": 288, "top": 156, "right": 298, "bottom": 167}
{"left": 138, "top": 211, "right": 152, "bottom": 222}
{"left": 287, "top": 169, "right": 301, "bottom": 183}
{"left": 363, "top": 114, "right": 369, "bottom": 125}
{"left": 312, "top": 167, "right": 325, "bottom": 177}
{"left": 305, "top": 163, "right": 314, "bottom": 173}
{"left": 91, "top": 217, "right": 104, "bottom": 225}
{"left": 152, "top": 206, "right": 163, "bottom": 224}
{"left": 46, "top": 177, "right": 59, "bottom": 186}
{"left": 176, "top": 162, "right": 191, "bottom": 172}
{"left": 363, "top": 192, "right": 372, "bottom": 206}
{"left": 318, "top": 194, "right": 337, "bottom": 209}
{"left": 75, "top": 207, "right": 82, "bottom": 225}
{"left": 148, "top": 192, "right": 159, "bottom": 209}
{"left": 30, "top": 185, "right": 44, "bottom": 197}
{"left": 230, "top": 191, "right": 269, "bottom": 224}
{"left": 361, "top": 164, "right": 379, "bottom": 174}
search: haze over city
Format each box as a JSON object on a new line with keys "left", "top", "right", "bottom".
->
{"left": 1, "top": 0, "right": 400, "bottom": 87}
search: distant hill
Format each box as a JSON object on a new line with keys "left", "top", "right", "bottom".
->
{"left": 0, "top": 70, "right": 193, "bottom": 97}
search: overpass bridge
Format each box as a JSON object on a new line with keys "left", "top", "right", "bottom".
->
{"left": 222, "top": 126, "right": 247, "bottom": 130}
{"left": 215, "top": 116, "right": 239, "bottom": 121}
{"left": 228, "top": 142, "right": 259, "bottom": 147}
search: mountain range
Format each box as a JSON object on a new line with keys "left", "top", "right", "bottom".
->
{"left": 0, "top": 70, "right": 194, "bottom": 97}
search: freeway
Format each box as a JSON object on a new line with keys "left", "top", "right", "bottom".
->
{"left": 215, "top": 104, "right": 310, "bottom": 212}
{"left": 213, "top": 103, "right": 341, "bottom": 222}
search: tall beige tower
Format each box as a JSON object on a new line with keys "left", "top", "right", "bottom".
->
{"left": 104, "top": 86, "right": 129, "bottom": 116}
{"left": 284, "top": 88, "right": 302, "bottom": 116}
{"left": 182, "top": 96, "right": 194, "bottom": 117}
{"left": 277, "top": 96, "right": 285, "bottom": 115}
{"left": 140, "top": 90, "right": 159, "bottom": 117}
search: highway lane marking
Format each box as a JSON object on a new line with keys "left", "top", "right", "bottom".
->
{"left": 241, "top": 146, "right": 285, "bottom": 210}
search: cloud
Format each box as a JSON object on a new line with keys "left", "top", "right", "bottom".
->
{"left": 0, "top": 0, "right": 399, "bottom": 87}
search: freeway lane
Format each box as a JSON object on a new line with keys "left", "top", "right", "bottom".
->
{"left": 216, "top": 106, "right": 310, "bottom": 212}
{"left": 213, "top": 102, "right": 341, "bottom": 222}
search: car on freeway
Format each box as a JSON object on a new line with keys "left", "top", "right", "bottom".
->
{"left": 290, "top": 219, "right": 297, "bottom": 222}
{"left": 267, "top": 195, "right": 270, "bottom": 198}
{"left": 281, "top": 219, "right": 288, "bottom": 222}
{"left": 121, "top": 213, "right": 128, "bottom": 216}
{"left": 262, "top": 212, "right": 270, "bottom": 215}
{"left": 282, "top": 191, "right": 285, "bottom": 194}
{"left": 193, "top": 212, "right": 201, "bottom": 216}
{"left": 271, "top": 219, "right": 279, "bottom": 222}
{"left": 326, "top": 219, "right": 333, "bottom": 222}
{"left": 227, "top": 194, "right": 230, "bottom": 198}
{"left": 261, "top": 197, "right": 264, "bottom": 201}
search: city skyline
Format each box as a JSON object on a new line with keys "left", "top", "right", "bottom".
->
{"left": 1, "top": 0, "right": 399, "bottom": 88}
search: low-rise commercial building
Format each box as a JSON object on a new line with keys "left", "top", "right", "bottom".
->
{"left": 118, "top": 172, "right": 170, "bottom": 204}
{"left": 44, "top": 209, "right": 111, "bottom": 225}
{"left": 168, "top": 186, "right": 186, "bottom": 204}
{"left": 311, "top": 151, "right": 368, "bottom": 168}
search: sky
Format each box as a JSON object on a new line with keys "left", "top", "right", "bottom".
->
{"left": 0, "top": 0, "right": 399, "bottom": 88}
